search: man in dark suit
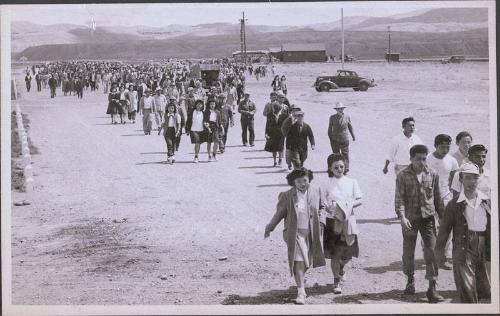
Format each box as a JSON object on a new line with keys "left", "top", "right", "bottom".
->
{"left": 285, "top": 110, "right": 315, "bottom": 169}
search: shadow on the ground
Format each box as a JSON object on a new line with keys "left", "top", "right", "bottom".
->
{"left": 121, "top": 134, "right": 146, "bottom": 137}
{"left": 257, "top": 184, "right": 289, "bottom": 188}
{"left": 140, "top": 152, "right": 168, "bottom": 155}
{"left": 255, "top": 169, "right": 288, "bottom": 175}
{"left": 363, "top": 259, "right": 425, "bottom": 274}
{"left": 239, "top": 166, "right": 276, "bottom": 169}
{"left": 331, "top": 289, "right": 458, "bottom": 304}
{"left": 136, "top": 161, "right": 166, "bottom": 165}
{"left": 224, "top": 145, "right": 246, "bottom": 148}
{"left": 357, "top": 217, "right": 400, "bottom": 226}
{"left": 241, "top": 149, "right": 266, "bottom": 152}
{"left": 222, "top": 285, "right": 458, "bottom": 305}
{"left": 244, "top": 156, "right": 273, "bottom": 160}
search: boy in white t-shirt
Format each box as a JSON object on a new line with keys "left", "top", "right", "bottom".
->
{"left": 427, "top": 134, "right": 459, "bottom": 206}
{"left": 426, "top": 134, "right": 458, "bottom": 270}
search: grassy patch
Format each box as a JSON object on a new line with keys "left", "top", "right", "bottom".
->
{"left": 11, "top": 111, "right": 40, "bottom": 192}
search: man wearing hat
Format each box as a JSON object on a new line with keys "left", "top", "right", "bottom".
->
{"left": 436, "top": 162, "right": 491, "bottom": 303}
{"left": 284, "top": 109, "right": 315, "bottom": 169}
{"left": 328, "top": 102, "right": 356, "bottom": 174}
{"left": 238, "top": 92, "right": 257, "bottom": 146}
{"left": 139, "top": 89, "right": 157, "bottom": 135}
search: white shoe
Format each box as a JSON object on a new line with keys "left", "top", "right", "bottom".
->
{"left": 213, "top": 155, "right": 218, "bottom": 161}
{"left": 295, "top": 292, "right": 306, "bottom": 305}
{"left": 194, "top": 157, "right": 199, "bottom": 163}
{"left": 333, "top": 283, "right": 342, "bottom": 294}
{"left": 171, "top": 156, "right": 175, "bottom": 164}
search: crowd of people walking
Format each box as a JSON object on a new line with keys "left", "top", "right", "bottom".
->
{"left": 25, "top": 58, "right": 491, "bottom": 306}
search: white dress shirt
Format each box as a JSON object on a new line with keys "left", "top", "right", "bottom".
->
{"left": 458, "top": 190, "right": 488, "bottom": 232}
{"left": 387, "top": 133, "right": 423, "bottom": 165}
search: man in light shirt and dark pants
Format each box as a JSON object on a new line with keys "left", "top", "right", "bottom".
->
{"left": 383, "top": 117, "right": 423, "bottom": 175}
{"left": 384, "top": 117, "right": 423, "bottom": 219}
{"left": 435, "top": 162, "right": 491, "bottom": 303}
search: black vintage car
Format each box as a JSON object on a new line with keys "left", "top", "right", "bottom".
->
{"left": 314, "top": 70, "right": 376, "bottom": 92}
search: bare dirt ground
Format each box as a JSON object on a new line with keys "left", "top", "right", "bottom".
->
{"left": 10, "top": 61, "right": 490, "bottom": 305}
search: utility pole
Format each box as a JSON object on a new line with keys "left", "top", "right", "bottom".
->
{"left": 387, "top": 25, "right": 391, "bottom": 62}
{"left": 341, "top": 8, "right": 344, "bottom": 69}
{"left": 239, "top": 12, "right": 248, "bottom": 64}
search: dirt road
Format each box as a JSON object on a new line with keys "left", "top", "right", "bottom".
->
{"left": 11, "top": 62, "right": 490, "bottom": 305}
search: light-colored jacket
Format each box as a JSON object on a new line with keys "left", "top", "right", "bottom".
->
{"left": 266, "top": 186, "right": 326, "bottom": 275}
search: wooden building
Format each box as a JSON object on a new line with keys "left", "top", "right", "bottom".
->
{"left": 280, "top": 43, "right": 327, "bottom": 62}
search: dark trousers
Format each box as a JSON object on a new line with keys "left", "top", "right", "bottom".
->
{"left": 330, "top": 139, "right": 350, "bottom": 171}
{"left": 36, "top": 81, "right": 41, "bottom": 91}
{"left": 26, "top": 82, "right": 31, "bottom": 92}
{"left": 164, "top": 127, "right": 176, "bottom": 157}
{"left": 402, "top": 216, "right": 438, "bottom": 281}
{"left": 77, "top": 89, "right": 83, "bottom": 99}
{"left": 128, "top": 111, "right": 136, "bottom": 121}
{"left": 221, "top": 122, "right": 229, "bottom": 150}
{"left": 453, "top": 233, "right": 490, "bottom": 303}
{"left": 50, "top": 87, "right": 56, "bottom": 98}
{"left": 241, "top": 118, "right": 254, "bottom": 145}
{"left": 290, "top": 149, "right": 308, "bottom": 169}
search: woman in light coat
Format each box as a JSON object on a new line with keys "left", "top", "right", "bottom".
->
{"left": 320, "top": 153, "right": 362, "bottom": 294}
{"left": 265, "top": 168, "right": 326, "bottom": 305}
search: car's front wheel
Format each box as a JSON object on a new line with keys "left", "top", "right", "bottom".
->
{"left": 319, "top": 83, "right": 330, "bottom": 92}
{"left": 358, "top": 82, "right": 369, "bottom": 91}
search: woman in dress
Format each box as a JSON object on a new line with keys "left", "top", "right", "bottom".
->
{"left": 264, "top": 102, "right": 285, "bottom": 167}
{"left": 271, "top": 75, "right": 281, "bottom": 92}
{"left": 204, "top": 99, "right": 222, "bottom": 162}
{"left": 185, "top": 100, "right": 207, "bottom": 163}
{"left": 127, "top": 84, "right": 138, "bottom": 124}
{"left": 265, "top": 168, "right": 325, "bottom": 305}
{"left": 320, "top": 153, "right": 362, "bottom": 294}
{"left": 280, "top": 75, "right": 288, "bottom": 96}
{"left": 106, "top": 86, "right": 121, "bottom": 124}
{"left": 118, "top": 85, "right": 129, "bottom": 124}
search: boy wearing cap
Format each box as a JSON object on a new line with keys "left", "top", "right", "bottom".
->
{"left": 238, "top": 93, "right": 257, "bottom": 146}
{"left": 328, "top": 102, "right": 356, "bottom": 174}
{"left": 435, "top": 162, "right": 491, "bottom": 303}
{"left": 450, "top": 145, "right": 490, "bottom": 199}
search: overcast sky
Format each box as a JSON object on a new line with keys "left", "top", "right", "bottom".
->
{"left": 7, "top": 1, "right": 488, "bottom": 27}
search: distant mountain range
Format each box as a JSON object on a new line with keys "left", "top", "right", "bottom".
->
{"left": 12, "top": 7, "right": 489, "bottom": 60}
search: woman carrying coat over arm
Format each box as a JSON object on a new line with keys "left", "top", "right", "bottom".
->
{"left": 264, "top": 168, "right": 326, "bottom": 305}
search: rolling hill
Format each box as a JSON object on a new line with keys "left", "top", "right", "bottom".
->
{"left": 12, "top": 7, "right": 490, "bottom": 61}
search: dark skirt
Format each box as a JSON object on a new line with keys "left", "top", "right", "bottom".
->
{"left": 106, "top": 100, "right": 121, "bottom": 115}
{"left": 264, "top": 134, "right": 284, "bottom": 152}
{"left": 119, "top": 100, "right": 128, "bottom": 114}
{"left": 190, "top": 130, "right": 207, "bottom": 144}
{"left": 206, "top": 121, "right": 219, "bottom": 143}
{"left": 323, "top": 217, "right": 359, "bottom": 260}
